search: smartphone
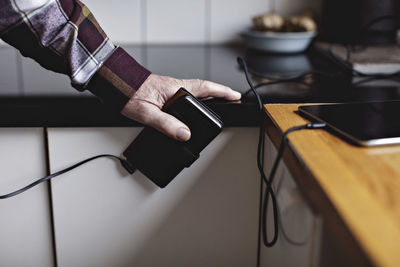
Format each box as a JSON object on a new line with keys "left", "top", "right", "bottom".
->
{"left": 123, "top": 88, "right": 223, "bottom": 188}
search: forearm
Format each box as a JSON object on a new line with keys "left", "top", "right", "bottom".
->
{"left": 0, "top": 0, "right": 150, "bottom": 110}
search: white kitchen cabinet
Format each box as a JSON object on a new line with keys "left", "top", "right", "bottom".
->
{"left": 260, "top": 135, "right": 322, "bottom": 267}
{"left": 0, "top": 128, "right": 55, "bottom": 267}
{"left": 47, "top": 127, "right": 260, "bottom": 267}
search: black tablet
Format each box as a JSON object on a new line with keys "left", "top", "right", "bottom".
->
{"left": 298, "top": 101, "right": 400, "bottom": 146}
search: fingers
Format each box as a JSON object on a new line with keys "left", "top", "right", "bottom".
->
{"left": 124, "top": 102, "right": 191, "bottom": 142}
{"left": 184, "top": 79, "right": 241, "bottom": 101}
{"left": 147, "top": 109, "right": 191, "bottom": 141}
{"left": 121, "top": 75, "right": 239, "bottom": 142}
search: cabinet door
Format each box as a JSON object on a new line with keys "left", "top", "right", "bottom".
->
{"left": 47, "top": 127, "right": 260, "bottom": 267}
{"left": 260, "top": 135, "right": 322, "bottom": 267}
{"left": 0, "top": 128, "right": 54, "bottom": 267}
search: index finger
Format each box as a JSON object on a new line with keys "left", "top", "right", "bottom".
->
{"left": 188, "top": 80, "right": 241, "bottom": 101}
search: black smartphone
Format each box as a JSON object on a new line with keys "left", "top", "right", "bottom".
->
{"left": 123, "top": 88, "right": 223, "bottom": 188}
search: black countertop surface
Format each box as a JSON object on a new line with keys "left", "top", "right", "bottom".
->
{"left": 1, "top": 44, "right": 399, "bottom": 127}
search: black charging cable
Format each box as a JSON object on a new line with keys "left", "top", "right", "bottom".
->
{"left": 238, "top": 57, "right": 280, "bottom": 246}
{"left": 262, "top": 123, "right": 326, "bottom": 246}
{"left": 238, "top": 57, "right": 327, "bottom": 248}
{"left": 0, "top": 154, "right": 134, "bottom": 200}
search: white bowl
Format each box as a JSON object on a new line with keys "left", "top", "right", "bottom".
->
{"left": 241, "top": 30, "right": 317, "bottom": 54}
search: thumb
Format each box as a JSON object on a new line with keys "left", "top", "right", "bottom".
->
{"left": 143, "top": 105, "right": 191, "bottom": 142}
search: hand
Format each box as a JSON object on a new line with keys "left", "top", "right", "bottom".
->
{"left": 121, "top": 74, "right": 241, "bottom": 141}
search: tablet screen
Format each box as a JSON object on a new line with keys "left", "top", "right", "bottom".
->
{"left": 298, "top": 101, "right": 400, "bottom": 146}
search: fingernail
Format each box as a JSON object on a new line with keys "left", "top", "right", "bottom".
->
{"left": 177, "top": 127, "right": 191, "bottom": 141}
{"left": 232, "top": 91, "right": 241, "bottom": 99}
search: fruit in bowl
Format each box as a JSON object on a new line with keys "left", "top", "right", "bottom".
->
{"left": 242, "top": 13, "right": 318, "bottom": 53}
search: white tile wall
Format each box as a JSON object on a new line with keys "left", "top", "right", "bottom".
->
{"left": 146, "top": 0, "right": 206, "bottom": 43}
{"left": 82, "top": 0, "right": 142, "bottom": 44}
{"left": 210, "top": 0, "right": 270, "bottom": 43}
{"left": 83, "top": 0, "right": 320, "bottom": 44}
{"left": 1, "top": 0, "right": 321, "bottom": 45}
{"left": 274, "top": 0, "right": 322, "bottom": 17}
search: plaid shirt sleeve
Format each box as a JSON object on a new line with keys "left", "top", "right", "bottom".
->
{"left": 0, "top": 0, "right": 151, "bottom": 111}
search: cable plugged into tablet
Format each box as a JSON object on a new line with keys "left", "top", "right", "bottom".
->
{"left": 306, "top": 123, "right": 327, "bottom": 129}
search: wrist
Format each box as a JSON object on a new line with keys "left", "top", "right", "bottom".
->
{"left": 86, "top": 47, "right": 151, "bottom": 111}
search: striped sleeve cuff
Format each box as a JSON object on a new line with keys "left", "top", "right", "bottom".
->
{"left": 85, "top": 47, "right": 151, "bottom": 111}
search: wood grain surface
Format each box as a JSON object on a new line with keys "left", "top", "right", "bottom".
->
{"left": 264, "top": 104, "right": 400, "bottom": 267}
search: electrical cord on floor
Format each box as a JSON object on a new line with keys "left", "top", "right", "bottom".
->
{"left": 0, "top": 154, "right": 134, "bottom": 200}
{"left": 238, "top": 57, "right": 327, "bottom": 248}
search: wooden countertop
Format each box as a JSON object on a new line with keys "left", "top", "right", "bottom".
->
{"left": 264, "top": 104, "right": 400, "bottom": 267}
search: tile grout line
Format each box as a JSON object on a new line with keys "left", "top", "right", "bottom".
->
{"left": 140, "top": 0, "right": 148, "bottom": 67}
{"left": 204, "top": 0, "right": 211, "bottom": 44}
{"left": 141, "top": 0, "right": 147, "bottom": 44}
